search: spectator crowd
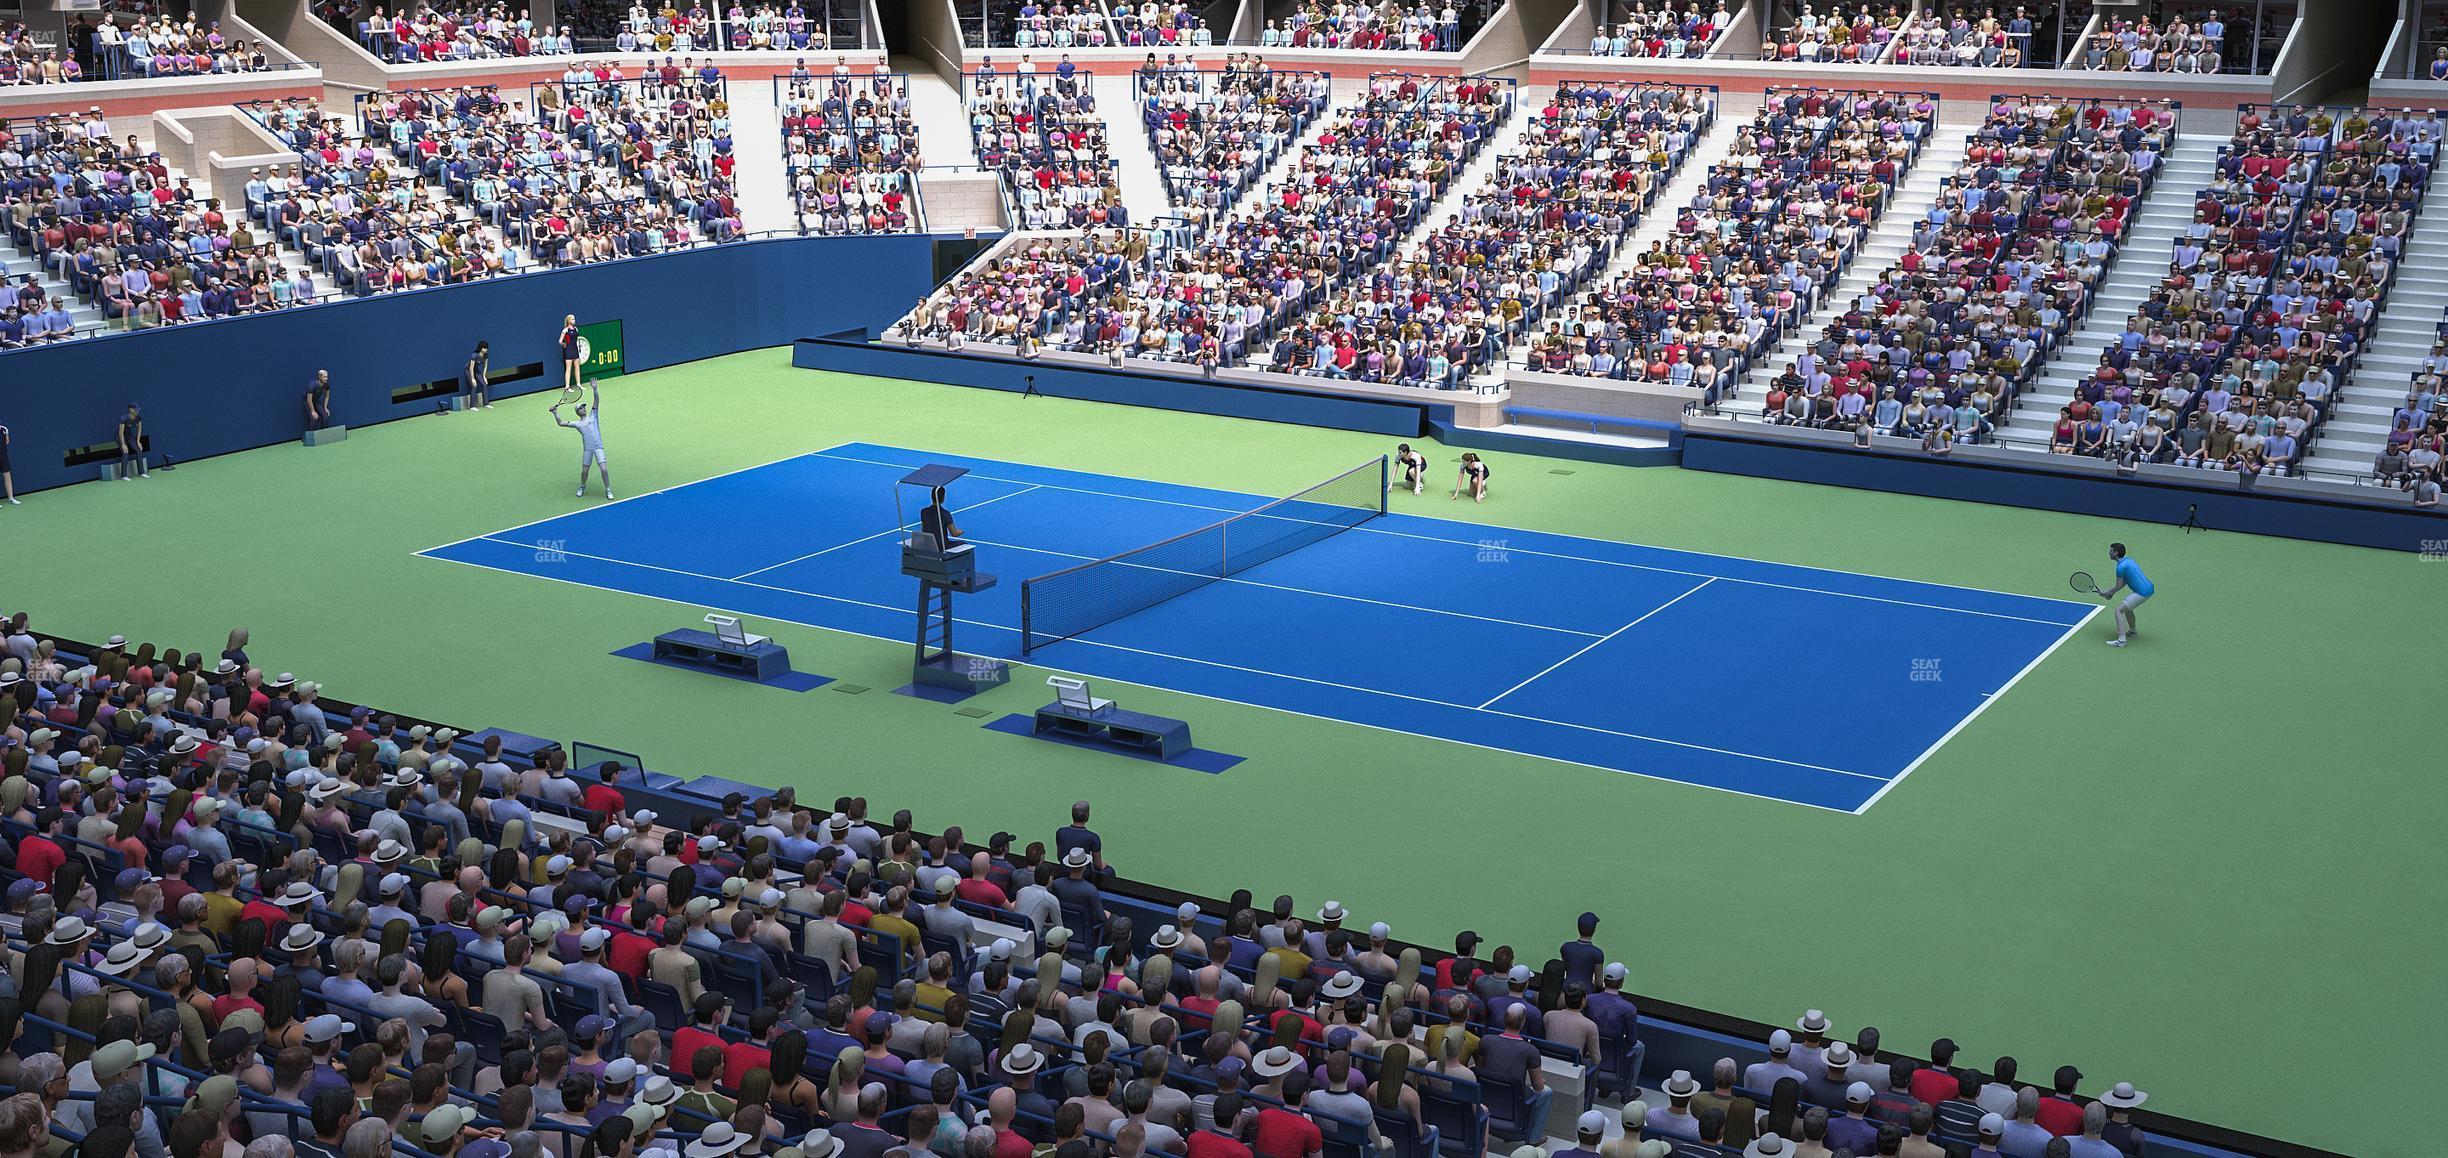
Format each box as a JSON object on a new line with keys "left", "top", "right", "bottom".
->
{"left": 969, "top": 56, "right": 1129, "bottom": 230}
{"left": 1134, "top": 56, "right": 1331, "bottom": 225}
{"left": 1768, "top": 95, "right": 2173, "bottom": 447}
{"left": 1524, "top": 88, "right": 1935, "bottom": 391}
{"left": 781, "top": 67, "right": 921, "bottom": 234}
{"left": 2039, "top": 103, "right": 2437, "bottom": 479}
{"left": 1888, "top": 7, "right": 2040, "bottom": 68}
{"left": 1759, "top": 5, "right": 1904, "bottom": 64}
{"left": 1584, "top": 4, "right": 1731, "bottom": 58}
{"left": 1254, "top": 3, "right": 1476, "bottom": 52}
{"left": 0, "top": 615, "right": 2172, "bottom": 1158}
{"left": 1, "top": 111, "right": 340, "bottom": 345}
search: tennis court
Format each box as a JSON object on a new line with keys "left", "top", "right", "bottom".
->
{"left": 419, "top": 442, "right": 2098, "bottom": 813}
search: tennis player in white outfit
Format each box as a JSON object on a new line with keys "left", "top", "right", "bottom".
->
{"left": 552, "top": 382, "right": 612, "bottom": 499}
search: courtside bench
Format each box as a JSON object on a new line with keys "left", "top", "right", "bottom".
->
{"left": 1033, "top": 701, "right": 1192, "bottom": 761}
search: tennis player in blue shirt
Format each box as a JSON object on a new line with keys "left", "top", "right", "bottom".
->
{"left": 2099, "top": 543, "right": 2154, "bottom": 647}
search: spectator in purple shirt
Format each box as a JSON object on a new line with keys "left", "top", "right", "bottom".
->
{"left": 1825, "top": 1083, "right": 1882, "bottom": 1154}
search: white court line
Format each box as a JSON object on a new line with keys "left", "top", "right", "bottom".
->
{"left": 959, "top": 536, "right": 1607, "bottom": 640}
{"left": 729, "top": 485, "right": 1045, "bottom": 582}
{"left": 808, "top": 448, "right": 2091, "bottom": 627}
{"left": 441, "top": 535, "right": 1880, "bottom": 785}
{"left": 414, "top": 442, "right": 858, "bottom": 557}
{"left": 1847, "top": 603, "right": 2106, "bottom": 814}
{"left": 1477, "top": 578, "right": 1717, "bottom": 709}
{"left": 418, "top": 546, "right": 1866, "bottom": 815}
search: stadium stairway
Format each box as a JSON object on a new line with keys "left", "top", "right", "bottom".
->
{"left": 1609, "top": 99, "right": 1734, "bottom": 267}
{"left": 0, "top": 142, "right": 350, "bottom": 336}
{"left": 727, "top": 86, "right": 796, "bottom": 235}
{"left": 1223, "top": 75, "right": 1355, "bottom": 217}
{"left": 1095, "top": 71, "right": 1175, "bottom": 221}
{"left": 1726, "top": 118, "right": 1979, "bottom": 415}
{"left": 2303, "top": 176, "right": 2448, "bottom": 480}
{"left": 1405, "top": 87, "right": 1539, "bottom": 246}
{"left": 903, "top": 61, "right": 982, "bottom": 167}
{"left": 1992, "top": 131, "right": 2225, "bottom": 453}
{"left": 0, "top": 240, "right": 107, "bottom": 335}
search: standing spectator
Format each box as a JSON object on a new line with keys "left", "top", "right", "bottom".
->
{"left": 0, "top": 420, "right": 16, "bottom": 504}
{"left": 464, "top": 342, "right": 493, "bottom": 410}
{"left": 115, "top": 402, "right": 148, "bottom": 480}
{"left": 304, "top": 371, "right": 334, "bottom": 434}
{"left": 1559, "top": 913, "right": 1603, "bottom": 989}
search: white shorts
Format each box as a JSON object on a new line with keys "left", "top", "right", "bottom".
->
{"left": 2119, "top": 592, "right": 2150, "bottom": 613}
{"left": 582, "top": 447, "right": 609, "bottom": 468}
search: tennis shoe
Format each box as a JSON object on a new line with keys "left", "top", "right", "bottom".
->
{"left": 2106, "top": 638, "right": 2127, "bottom": 647}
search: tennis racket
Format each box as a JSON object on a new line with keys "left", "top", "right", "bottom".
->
{"left": 2069, "top": 571, "right": 2105, "bottom": 595}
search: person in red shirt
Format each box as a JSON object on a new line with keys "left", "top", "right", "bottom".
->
{"left": 1250, "top": 1063, "right": 1322, "bottom": 1158}
{"left": 2037, "top": 1065, "right": 2088, "bottom": 1135}
{"left": 983, "top": 1088, "right": 1034, "bottom": 1158}
{"left": 722, "top": 1008, "right": 779, "bottom": 1089}
{"left": 1912, "top": 1038, "right": 1963, "bottom": 1105}
{"left": 209, "top": 957, "right": 266, "bottom": 1027}
{"left": 240, "top": 879, "right": 313, "bottom": 937}
{"left": 1186, "top": 1093, "right": 1254, "bottom": 1158}
{"left": 16, "top": 810, "right": 68, "bottom": 890}
{"left": 672, "top": 991, "right": 731, "bottom": 1072}
{"left": 157, "top": 845, "right": 200, "bottom": 914}
{"left": 608, "top": 911, "right": 656, "bottom": 983}
{"left": 582, "top": 761, "right": 627, "bottom": 818}
{"left": 1431, "top": 932, "right": 1485, "bottom": 994}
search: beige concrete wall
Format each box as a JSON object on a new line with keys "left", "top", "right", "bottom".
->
{"left": 915, "top": 171, "right": 1010, "bottom": 234}
{"left": 1504, "top": 368, "right": 1697, "bottom": 428}
{"left": 154, "top": 105, "right": 301, "bottom": 200}
{"left": 909, "top": 0, "right": 966, "bottom": 83}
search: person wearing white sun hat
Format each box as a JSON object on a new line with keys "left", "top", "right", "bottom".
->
{"left": 2095, "top": 1083, "right": 2148, "bottom": 1156}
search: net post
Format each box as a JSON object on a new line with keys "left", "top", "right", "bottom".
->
{"left": 1378, "top": 454, "right": 1389, "bottom": 514}
{"left": 1019, "top": 582, "right": 1033, "bottom": 655}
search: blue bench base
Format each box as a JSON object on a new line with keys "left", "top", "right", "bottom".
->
{"left": 612, "top": 641, "right": 831, "bottom": 692}
{"left": 650, "top": 628, "right": 791, "bottom": 682}
{"left": 982, "top": 713, "right": 1242, "bottom": 773}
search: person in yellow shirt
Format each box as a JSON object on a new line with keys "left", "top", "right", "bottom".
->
{"left": 913, "top": 952, "right": 957, "bottom": 1020}
{"left": 201, "top": 861, "right": 246, "bottom": 939}
{"left": 867, "top": 885, "right": 925, "bottom": 974}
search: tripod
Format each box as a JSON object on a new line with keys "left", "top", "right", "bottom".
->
{"left": 2180, "top": 503, "right": 2205, "bottom": 534}
{"left": 1022, "top": 374, "right": 1041, "bottom": 399}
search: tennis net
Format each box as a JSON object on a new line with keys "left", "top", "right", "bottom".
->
{"left": 1020, "top": 457, "right": 1389, "bottom": 653}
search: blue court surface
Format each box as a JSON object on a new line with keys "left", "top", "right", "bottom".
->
{"left": 419, "top": 443, "right": 2097, "bottom": 813}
